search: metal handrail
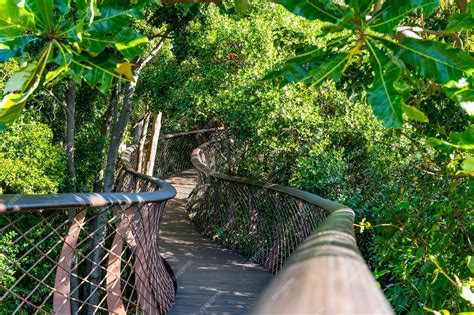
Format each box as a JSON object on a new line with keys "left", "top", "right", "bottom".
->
{"left": 190, "top": 137, "right": 394, "bottom": 314}
{"left": 0, "top": 146, "right": 176, "bottom": 214}
{"left": 0, "top": 127, "right": 224, "bottom": 314}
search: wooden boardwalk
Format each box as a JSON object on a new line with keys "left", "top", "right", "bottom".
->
{"left": 159, "top": 169, "right": 273, "bottom": 314}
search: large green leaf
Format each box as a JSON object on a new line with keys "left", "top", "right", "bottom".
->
{"left": 72, "top": 54, "right": 130, "bottom": 93}
{"left": 113, "top": 29, "right": 147, "bottom": 60}
{"left": 86, "top": 0, "right": 130, "bottom": 34}
{"left": 4, "top": 61, "right": 39, "bottom": 93}
{"left": 366, "top": 40, "right": 403, "bottom": 128}
{"left": 0, "top": 43, "right": 51, "bottom": 125}
{"left": 76, "top": 0, "right": 96, "bottom": 25}
{"left": 82, "top": 28, "right": 146, "bottom": 60}
{"left": 445, "top": 87, "right": 474, "bottom": 116}
{"left": 349, "top": 0, "right": 375, "bottom": 16}
{"left": 0, "top": 0, "right": 35, "bottom": 38}
{"left": 449, "top": 125, "right": 474, "bottom": 150}
{"left": 369, "top": 0, "right": 439, "bottom": 34}
{"left": 0, "top": 35, "right": 35, "bottom": 62}
{"left": 54, "top": 0, "right": 71, "bottom": 15}
{"left": 429, "top": 125, "right": 474, "bottom": 151}
{"left": 0, "top": 92, "right": 30, "bottom": 124}
{"left": 376, "top": 37, "right": 474, "bottom": 84}
{"left": 307, "top": 52, "right": 349, "bottom": 86}
{"left": 456, "top": 89, "right": 474, "bottom": 116}
{"left": 461, "top": 155, "right": 474, "bottom": 176}
{"left": 25, "top": 0, "right": 56, "bottom": 32}
{"left": 278, "top": 0, "right": 344, "bottom": 24}
{"left": 402, "top": 103, "right": 428, "bottom": 122}
{"left": 264, "top": 49, "right": 349, "bottom": 86}
{"left": 446, "top": 12, "right": 474, "bottom": 31}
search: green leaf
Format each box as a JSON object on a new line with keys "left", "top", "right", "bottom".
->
{"left": 452, "top": 88, "right": 474, "bottom": 115}
{"left": 265, "top": 49, "right": 348, "bottom": 86}
{"left": 76, "top": 0, "right": 96, "bottom": 25}
{"left": 0, "top": 43, "right": 51, "bottom": 126}
{"left": 86, "top": 0, "right": 130, "bottom": 34}
{"left": 0, "top": 35, "right": 35, "bottom": 62}
{"left": 376, "top": 37, "right": 474, "bottom": 84}
{"left": 54, "top": 0, "right": 71, "bottom": 15}
{"left": 83, "top": 28, "right": 147, "bottom": 60}
{"left": 461, "top": 156, "right": 474, "bottom": 176}
{"left": 402, "top": 103, "right": 428, "bottom": 122}
{"left": 349, "top": 0, "right": 375, "bottom": 16}
{"left": 4, "top": 61, "right": 38, "bottom": 93}
{"left": 449, "top": 125, "right": 474, "bottom": 150}
{"left": 44, "top": 65, "right": 68, "bottom": 84}
{"left": 446, "top": 12, "right": 474, "bottom": 31}
{"left": 25, "top": 0, "right": 56, "bottom": 31}
{"left": 0, "top": 122, "right": 7, "bottom": 131}
{"left": 467, "top": 256, "right": 474, "bottom": 274}
{"left": 307, "top": 53, "right": 349, "bottom": 86}
{"left": 278, "top": 0, "right": 344, "bottom": 24}
{"left": 366, "top": 40, "right": 403, "bottom": 128}
{"left": 369, "top": 0, "right": 439, "bottom": 34}
{"left": 235, "top": 0, "right": 249, "bottom": 14}
{"left": 0, "top": 92, "right": 29, "bottom": 124}
{"left": 72, "top": 54, "right": 128, "bottom": 93}
{"left": 431, "top": 126, "right": 474, "bottom": 151}
{"left": 0, "top": 0, "right": 35, "bottom": 38}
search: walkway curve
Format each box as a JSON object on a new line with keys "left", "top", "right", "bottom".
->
{"left": 160, "top": 169, "right": 273, "bottom": 314}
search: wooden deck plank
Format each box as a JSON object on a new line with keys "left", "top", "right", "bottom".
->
{"left": 160, "top": 169, "right": 273, "bottom": 314}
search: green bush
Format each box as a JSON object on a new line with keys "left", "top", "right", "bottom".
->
{"left": 0, "top": 112, "right": 66, "bottom": 194}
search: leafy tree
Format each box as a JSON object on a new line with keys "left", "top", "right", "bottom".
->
{"left": 0, "top": 0, "right": 154, "bottom": 130}
{"left": 0, "top": 112, "right": 66, "bottom": 194}
{"left": 266, "top": 0, "right": 474, "bottom": 176}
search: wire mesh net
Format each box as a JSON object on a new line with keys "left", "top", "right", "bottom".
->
{"left": 153, "top": 129, "right": 223, "bottom": 178}
{"left": 188, "top": 137, "right": 328, "bottom": 273}
{"left": 0, "top": 156, "right": 175, "bottom": 314}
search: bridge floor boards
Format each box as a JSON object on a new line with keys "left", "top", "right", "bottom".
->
{"left": 160, "top": 169, "right": 273, "bottom": 315}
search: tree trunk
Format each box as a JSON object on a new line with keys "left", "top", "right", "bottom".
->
{"left": 137, "top": 112, "right": 151, "bottom": 172}
{"left": 63, "top": 80, "right": 80, "bottom": 313}
{"left": 65, "top": 80, "right": 77, "bottom": 192}
{"left": 87, "top": 31, "right": 170, "bottom": 313}
{"left": 93, "top": 91, "right": 120, "bottom": 192}
{"left": 145, "top": 112, "right": 162, "bottom": 176}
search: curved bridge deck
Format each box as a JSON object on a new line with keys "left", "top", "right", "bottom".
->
{"left": 160, "top": 169, "right": 273, "bottom": 314}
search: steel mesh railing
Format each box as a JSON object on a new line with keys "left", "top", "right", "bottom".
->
{"left": 0, "top": 146, "right": 176, "bottom": 314}
{"left": 153, "top": 128, "right": 224, "bottom": 178}
{"left": 189, "top": 133, "right": 393, "bottom": 314}
{"left": 189, "top": 137, "right": 328, "bottom": 272}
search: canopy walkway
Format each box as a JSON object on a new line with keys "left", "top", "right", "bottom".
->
{"left": 0, "top": 128, "right": 393, "bottom": 314}
{"left": 160, "top": 169, "right": 272, "bottom": 314}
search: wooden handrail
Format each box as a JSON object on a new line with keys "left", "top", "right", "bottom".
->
{"left": 0, "top": 146, "right": 176, "bottom": 213}
{"left": 191, "top": 139, "right": 394, "bottom": 314}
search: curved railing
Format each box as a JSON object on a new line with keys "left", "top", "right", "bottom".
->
{"left": 0, "top": 145, "right": 178, "bottom": 314}
{"left": 0, "top": 127, "right": 393, "bottom": 314}
{"left": 0, "top": 128, "right": 222, "bottom": 314}
{"left": 190, "top": 135, "right": 394, "bottom": 313}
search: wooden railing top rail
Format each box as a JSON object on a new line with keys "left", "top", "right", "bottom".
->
{"left": 0, "top": 127, "right": 225, "bottom": 213}
{"left": 192, "top": 145, "right": 346, "bottom": 214}
{"left": 191, "top": 139, "right": 394, "bottom": 314}
{"left": 0, "top": 145, "right": 176, "bottom": 213}
{"left": 161, "top": 127, "right": 224, "bottom": 140}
